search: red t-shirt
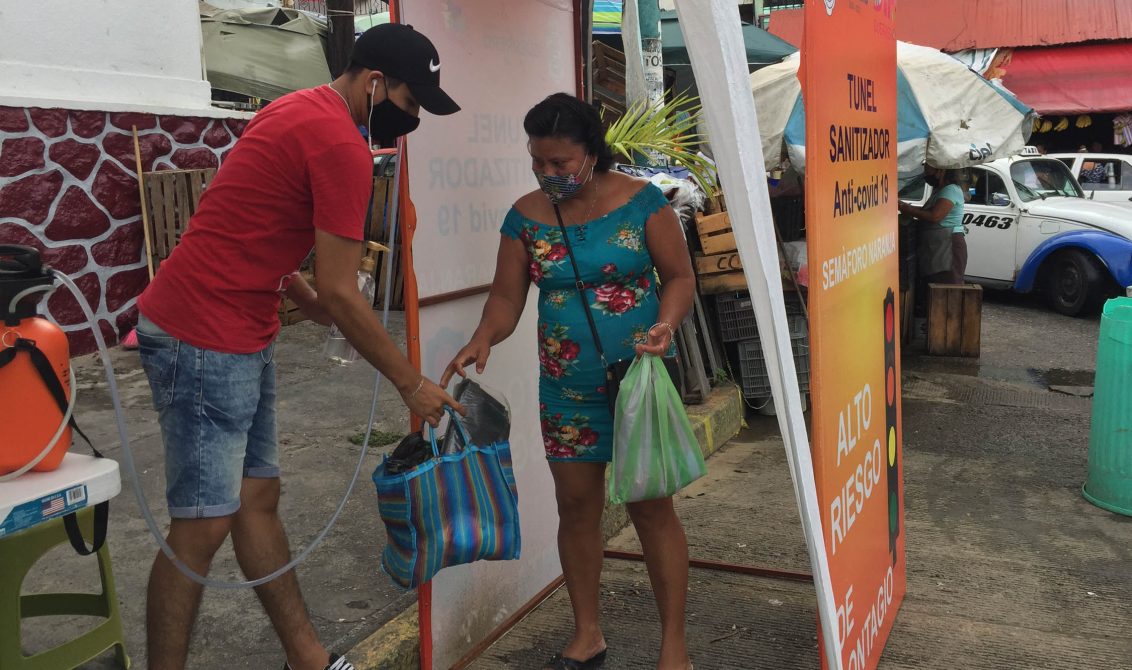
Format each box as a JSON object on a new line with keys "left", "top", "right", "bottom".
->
{"left": 138, "top": 86, "right": 372, "bottom": 353}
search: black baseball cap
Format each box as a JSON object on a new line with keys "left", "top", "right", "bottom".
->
{"left": 351, "top": 23, "right": 460, "bottom": 116}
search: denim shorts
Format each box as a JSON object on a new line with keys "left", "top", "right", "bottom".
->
{"left": 136, "top": 314, "right": 279, "bottom": 519}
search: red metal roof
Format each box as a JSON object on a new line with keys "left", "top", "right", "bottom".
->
{"left": 765, "top": 9, "right": 803, "bottom": 47}
{"left": 767, "top": 0, "right": 1132, "bottom": 51}
{"left": 1002, "top": 43, "right": 1132, "bottom": 114}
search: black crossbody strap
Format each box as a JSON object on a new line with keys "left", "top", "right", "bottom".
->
{"left": 552, "top": 205, "right": 609, "bottom": 368}
{"left": 0, "top": 338, "right": 101, "bottom": 457}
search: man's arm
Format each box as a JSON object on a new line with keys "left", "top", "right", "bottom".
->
{"left": 283, "top": 273, "right": 333, "bottom": 326}
{"left": 314, "top": 229, "right": 461, "bottom": 425}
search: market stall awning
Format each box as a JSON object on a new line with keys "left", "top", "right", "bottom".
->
{"left": 1002, "top": 43, "right": 1132, "bottom": 115}
{"left": 593, "top": 0, "right": 622, "bottom": 35}
{"left": 659, "top": 11, "right": 795, "bottom": 66}
{"left": 593, "top": 9, "right": 797, "bottom": 68}
{"left": 767, "top": 0, "right": 1132, "bottom": 51}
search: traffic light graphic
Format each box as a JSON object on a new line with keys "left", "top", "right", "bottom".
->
{"left": 884, "top": 287, "right": 900, "bottom": 564}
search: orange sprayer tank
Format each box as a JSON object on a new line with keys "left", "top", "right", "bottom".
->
{"left": 0, "top": 245, "right": 71, "bottom": 475}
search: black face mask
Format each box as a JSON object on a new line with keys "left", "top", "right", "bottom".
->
{"left": 369, "top": 95, "right": 420, "bottom": 149}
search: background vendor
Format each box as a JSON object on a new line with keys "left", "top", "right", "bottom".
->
{"left": 899, "top": 166, "right": 967, "bottom": 285}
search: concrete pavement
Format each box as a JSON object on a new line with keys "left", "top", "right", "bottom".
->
{"left": 17, "top": 290, "right": 1132, "bottom": 669}
{"left": 24, "top": 316, "right": 415, "bottom": 669}
{"left": 16, "top": 312, "right": 743, "bottom": 670}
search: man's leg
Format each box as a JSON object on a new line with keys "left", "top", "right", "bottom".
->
{"left": 138, "top": 318, "right": 242, "bottom": 670}
{"left": 231, "top": 476, "right": 329, "bottom": 670}
{"left": 234, "top": 342, "right": 335, "bottom": 670}
{"left": 146, "top": 517, "right": 233, "bottom": 670}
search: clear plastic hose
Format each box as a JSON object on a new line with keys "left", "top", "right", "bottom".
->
{"left": 50, "top": 144, "right": 404, "bottom": 588}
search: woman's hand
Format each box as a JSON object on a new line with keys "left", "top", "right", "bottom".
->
{"left": 440, "top": 337, "right": 492, "bottom": 387}
{"left": 636, "top": 322, "right": 675, "bottom": 357}
{"left": 897, "top": 200, "right": 913, "bottom": 215}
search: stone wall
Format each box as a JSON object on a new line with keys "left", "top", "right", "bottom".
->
{"left": 0, "top": 106, "right": 248, "bottom": 355}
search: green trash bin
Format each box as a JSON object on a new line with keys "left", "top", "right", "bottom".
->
{"left": 1083, "top": 297, "right": 1132, "bottom": 515}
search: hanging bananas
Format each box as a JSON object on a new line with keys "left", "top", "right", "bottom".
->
{"left": 1053, "top": 117, "right": 1070, "bottom": 132}
{"left": 1075, "top": 115, "right": 1093, "bottom": 129}
{"left": 1040, "top": 119, "right": 1054, "bottom": 133}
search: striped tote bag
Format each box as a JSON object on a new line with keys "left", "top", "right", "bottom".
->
{"left": 373, "top": 408, "right": 521, "bottom": 589}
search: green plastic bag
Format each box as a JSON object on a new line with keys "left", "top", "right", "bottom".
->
{"left": 609, "top": 355, "right": 708, "bottom": 504}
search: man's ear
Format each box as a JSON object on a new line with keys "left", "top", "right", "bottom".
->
{"left": 368, "top": 71, "right": 386, "bottom": 99}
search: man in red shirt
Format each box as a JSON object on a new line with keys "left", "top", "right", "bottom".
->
{"left": 135, "top": 24, "right": 461, "bottom": 670}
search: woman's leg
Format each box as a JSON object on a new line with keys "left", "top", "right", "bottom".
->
{"left": 549, "top": 461, "right": 610, "bottom": 662}
{"left": 925, "top": 270, "right": 953, "bottom": 285}
{"left": 627, "top": 496, "right": 691, "bottom": 670}
{"left": 951, "top": 234, "right": 968, "bottom": 284}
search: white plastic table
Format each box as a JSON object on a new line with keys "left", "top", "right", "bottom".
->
{"left": 0, "top": 452, "right": 121, "bottom": 538}
{"left": 0, "top": 452, "right": 130, "bottom": 668}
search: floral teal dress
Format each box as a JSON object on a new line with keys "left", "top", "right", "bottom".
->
{"left": 500, "top": 183, "right": 671, "bottom": 462}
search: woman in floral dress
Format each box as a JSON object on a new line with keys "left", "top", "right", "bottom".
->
{"left": 442, "top": 93, "right": 696, "bottom": 670}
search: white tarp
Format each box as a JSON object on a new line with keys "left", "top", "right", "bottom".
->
{"left": 950, "top": 48, "right": 999, "bottom": 76}
{"left": 750, "top": 41, "right": 1034, "bottom": 179}
{"left": 672, "top": 0, "right": 843, "bottom": 666}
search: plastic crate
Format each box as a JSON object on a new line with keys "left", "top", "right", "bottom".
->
{"left": 716, "top": 292, "right": 807, "bottom": 343}
{"left": 770, "top": 195, "right": 805, "bottom": 242}
{"left": 736, "top": 336, "right": 810, "bottom": 398}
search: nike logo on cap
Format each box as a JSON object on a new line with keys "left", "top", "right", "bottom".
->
{"left": 429, "top": 59, "right": 441, "bottom": 72}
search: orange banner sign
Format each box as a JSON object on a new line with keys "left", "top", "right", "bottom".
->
{"left": 802, "top": 1, "right": 905, "bottom": 668}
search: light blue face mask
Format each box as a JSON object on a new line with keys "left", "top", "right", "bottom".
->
{"left": 535, "top": 155, "right": 594, "bottom": 205}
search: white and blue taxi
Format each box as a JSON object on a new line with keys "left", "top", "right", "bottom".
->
{"left": 908, "top": 148, "right": 1132, "bottom": 315}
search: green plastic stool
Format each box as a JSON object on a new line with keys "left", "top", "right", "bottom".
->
{"left": 0, "top": 506, "right": 130, "bottom": 669}
{"left": 1084, "top": 297, "right": 1132, "bottom": 516}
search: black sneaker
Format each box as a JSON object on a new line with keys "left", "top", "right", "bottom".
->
{"left": 283, "top": 653, "right": 356, "bottom": 670}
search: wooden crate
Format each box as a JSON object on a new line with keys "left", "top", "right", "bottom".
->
{"left": 367, "top": 175, "right": 404, "bottom": 310}
{"left": 278, "top": 297, "right": 305, "bottom": 326}
{"left": 694, "top": 211, "right": 737, "bottom": 255}
{"left": 927, "top": 284, "right": 982, "bottom": 357}
{"left": 142, "top": 168, "right": 216, "bottom": 275}
{"left": 592, "top": 41, "right": 626, "bottom": 125}
{"left": 695, "top": 251, "right": 747, "bottom": 294}
{"left": 704, "top": 192, "right": 727, "bottom": 215}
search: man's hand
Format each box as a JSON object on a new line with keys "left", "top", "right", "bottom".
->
{"left": 401, "top": 376, "right": 465, "bottom": 427}
{"left": 440, "top": 337, "right": 492, "bottom": 387}
{"left": 283, "top": 273, "right": 333, "bottom": 326}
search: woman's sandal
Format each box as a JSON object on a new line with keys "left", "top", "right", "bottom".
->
{"left": 543, "top": 649, "right": 607, "bottom": 670}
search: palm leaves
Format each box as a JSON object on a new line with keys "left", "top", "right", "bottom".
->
{"left": 604, "top": 94, "right": 718, "bottom": 192}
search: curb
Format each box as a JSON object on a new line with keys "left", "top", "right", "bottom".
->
{"left": 349, "top": 384, "right": 744, "bottom": 670}
{"left": 685, "top": 383, "right": 745, "bottom": 460}
{"left": 349, "top": 602, "right": 420, "bottom": 670}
